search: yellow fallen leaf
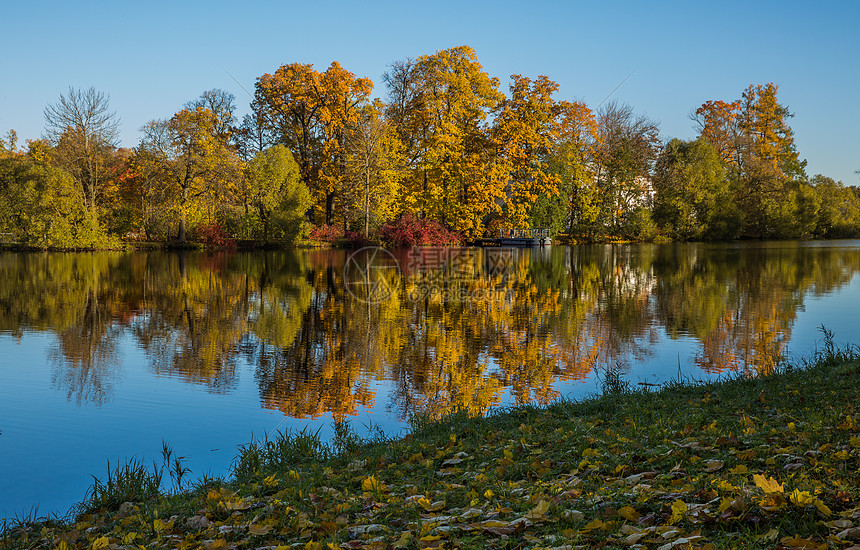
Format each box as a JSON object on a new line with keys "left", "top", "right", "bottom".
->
{"left": 779, "top": 535, "right": 824, "bottom": 548}
{"left": 392, "top": 532, "right": 412, "bottom": 549}
{"left": 757, "top": 528, "right": 779, "bottom": 541}
{"left": 790, "top": 489, "right": 815, "bottom": 506}
{"left": 618, "top": 505, "right": 640, "bottom": 522}
{"left": 814, "top": 499, "right": 832, "bottom": 517}
{"left": 249, "top": 524, "right": 271, "bottom": 536}
{"left": 669, "top": 499, "right": 687, "bottom": 524}
{"left": 92, "top": 537, "right": 110, "bottom": 550}
{"left": 418, "top": 498, "right": 445, "bottom": 512}
{"left": 705, "top": 460, "right": 724, "bottom": 472}
{"left": 753, "top": 474, "right": 784, "bottom": 495}
{"left": 850, "top": 436, "right": 860, "bottom": 448}
{"left": 581, "top": 519, "right": 608, "bottom": 533}
{"left": 224, "top": 499, "right": 250, "bottom": 511}
{"left": 525, "top": 499, "right": 550, "bottom": 520}
{"left": 362, "top": 475, "right": 388, "bottom": 493}
{"left": 729, "top": 464, "right": 748, "bottom": 475}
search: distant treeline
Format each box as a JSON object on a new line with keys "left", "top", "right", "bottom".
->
{"left": 1, "top": 45, "right": 859, "bottom": 249}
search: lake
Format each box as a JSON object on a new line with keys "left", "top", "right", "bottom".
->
{"left": 1, "top": 241, "right": 859, "bottom": 519}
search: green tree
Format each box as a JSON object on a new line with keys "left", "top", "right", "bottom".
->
{"left": 652, "top": 138, "right": 739, "bottom": 240}
{"left": 696, "top": 83, "right": 810, "bottom": 238}
{"left": 593, "top": 101, "right": 661, "bottom": 233}
{"left": 243, "top": 145, "right": 312, "bottom": 242}
{"left": 810, "top": 174, "right": 860, "bottom": 238}
{"left": 0, "top": 147, "right": 95, "bottom": 248}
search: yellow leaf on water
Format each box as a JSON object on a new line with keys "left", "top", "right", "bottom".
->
{"left": 753, "top": 474, "right": 784, "bottom": 495}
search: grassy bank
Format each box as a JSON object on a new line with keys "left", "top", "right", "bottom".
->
{"left": 4, "top": 346, "right": 860, "bottom": 549}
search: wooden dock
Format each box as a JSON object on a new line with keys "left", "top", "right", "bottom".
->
{"left": 470, "top": 229, "right": 551, "bottom": 247}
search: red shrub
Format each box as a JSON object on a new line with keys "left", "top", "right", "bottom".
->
{"left": 378, "top": 214, "right": 462, "bottom": 248}
{"left": 194, "top": 223, "right": 236, "bottom": 249}
{"left": 308, "top": 224, "right": 344, "bottom": 243}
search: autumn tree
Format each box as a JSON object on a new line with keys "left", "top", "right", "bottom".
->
{"left": 0, "top": 129, "right": 18, "bottom": 157}
{"left": 385, "top": 46, "right": 504, "bottom": 235}
{"left": 185, "top": 89, "right": 237, "bottom": 143}
{"left": 492, "top": 75, "right": 564, "bottom": 229}
{"left": 252, "top": 61, "right": 373, "bottom": 226}
{"left": 810, "top": 174, "right": 860, "bottom": 238}
{"left": 695, "top": 83, "right": 812, "bottom": 237}
{"left": 43, "top": 87, "right": 120, "bottom": 218}
{"left": 343, "top": 101, "right": 405, "bottom": 236}
{"left": 139, "top": 106, "right": 241, "bottom": 242}
{"left": 549, "top": 101, "right": 600, "bottom": 235}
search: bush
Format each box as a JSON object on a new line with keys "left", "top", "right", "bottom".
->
{"left": 308, "top": 224, "right": 344, "bottom": 243}
{"left": 193, "top": 223, "right": 236, "bottom": 249}
{"left": 378, "top": 213, "right": 462, "bottom": 248}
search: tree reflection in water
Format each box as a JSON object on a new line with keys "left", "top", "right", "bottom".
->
{"left": 0, "top": 242, "right": 857, "bottom": 418}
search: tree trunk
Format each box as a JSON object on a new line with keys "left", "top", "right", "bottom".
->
{"left": 364, "top": 168, "right": 370, "bottom": 237}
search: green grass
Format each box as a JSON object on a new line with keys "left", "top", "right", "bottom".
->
{"left": 3, "top": 344, "right": 860, "bottom": 549}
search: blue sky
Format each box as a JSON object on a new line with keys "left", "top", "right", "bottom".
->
{"left": 1, "top": 0, "right": 858, "bottom": 184}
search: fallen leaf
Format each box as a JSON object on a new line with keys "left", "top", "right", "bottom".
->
{"left": 669, "top": 500, "right": 687, "bottom": 524}
{"left": 525, "top": 499, "right": 551, "bottom": 520}
{"left": 752, "top": 474, "right": 784, "bottom": 495}
{"left": 618, "top": 505, "right": 641, "bottom": 522}
{"left": 705, "top": 460, "right": 724, "bottom": 473}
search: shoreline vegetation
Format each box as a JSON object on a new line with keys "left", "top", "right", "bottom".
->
{"left": 4, "top": 46, "right": 860, "bottom": 253}
{"left": 3, "top": 338, "right": 860, "bottom": 549}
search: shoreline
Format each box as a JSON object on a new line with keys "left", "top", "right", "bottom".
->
{"left": 3, "top": 346, "right": 859, "bottom": 549}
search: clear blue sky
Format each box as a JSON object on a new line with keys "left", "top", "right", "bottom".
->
{"left": 2, "top": 0, "right": 858, "bottom": 184}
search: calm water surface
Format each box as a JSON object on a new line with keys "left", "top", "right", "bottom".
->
{"left": 1, "top": 241, "right": 859, "bottom": 518}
